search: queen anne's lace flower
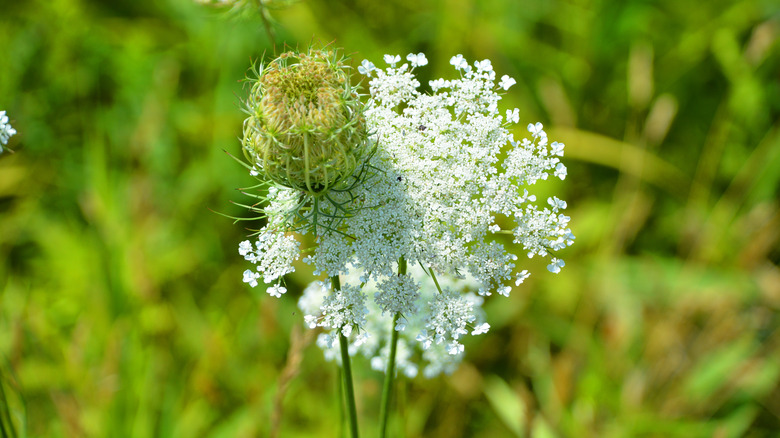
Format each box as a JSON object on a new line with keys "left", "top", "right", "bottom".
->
{"left": 0, "top": 111, "right": 17, "bottom": 153}
{"left": 306, "top": 281, "right": 369, "bottom": 339}
{"left": 239, "top": 223, "right": 301, "bottom": 285}
{"left": 237, "top": 52, "right": 574, "bottom": 375}
{"left": 300, "top": 266, "right": 489, "bottom": 377}
{"left": 374, "top": 274, "right": 419, "bottom": 317}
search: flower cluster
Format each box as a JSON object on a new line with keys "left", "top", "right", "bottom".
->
{"left": 299, "top": 265, "right": 489, "bottom": 377}
{"left": 0, "top": 111, "right": 16, "bottom": 153}
{"left": 237, "top": 52, "right": 574, "bottom": 373}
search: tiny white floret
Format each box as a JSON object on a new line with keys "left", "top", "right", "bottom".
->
{"left": 528, "top": 122, "right": 544, "bottom": 137}
{"left": 384, "top": 54, "right": 401, "bottom": 66}
{"left": 406, "top": 52, "right": 428, "bottom": 68}
{"left": 267, "top": 284, "right": 287, "bottom": 298}
{"left": 554, "top": 162, "right": 567, "bottom": 180}
{"left": 449, "top": 54, "right": 468, "bottom": 70}
{"left": 547, "top": 258, "right": 565, "bottom": 274}
{"left": 498, "top": 75, "right": 516, "bottom": 90}
{"left": 472, "top": 323, "right": 490, "bottom": 335}
{"left": 551, "top": 141, "right": 565, "bottom": 157}
{"left": 242, "top": 269, "right": 259, "bottom": 287}
{"left": 358, "top": 59, "right": 376, "bottom": 76}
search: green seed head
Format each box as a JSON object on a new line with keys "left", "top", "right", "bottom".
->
{"left": 242, "top": 49, "right": 370, "bottom": 195}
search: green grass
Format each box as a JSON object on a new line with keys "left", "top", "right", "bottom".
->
{"left": 1, "top": 0, "right": 779, "bottom": 436}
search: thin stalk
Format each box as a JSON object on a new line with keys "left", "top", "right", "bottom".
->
{"left": 333, "top": 275, "right": 359, "bottom": 438}
{"left": 379, "top": 313, "right": 400, "bottom": 438}
{"left": 337, "top": 367, "right": 344, "bottom": 438}
{"left": 379, "top": 257, "right": 407, "bottom": 438}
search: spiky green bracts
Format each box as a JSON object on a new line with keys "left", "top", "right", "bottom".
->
{"left": 242, "top": 49, "right": 371, "bottom": 196}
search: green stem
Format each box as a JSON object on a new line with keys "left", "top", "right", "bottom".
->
{"left": 333, "top": 275, "right": 359, "bottom": 438}
{"left": 428, "top": 266, "right": 443, "bottom": 294}
{"left": 337, "top": 367, "right": 344, "bottom": 438}
{"left": 379, "top": 257, "right": 407, "bottom": 438}
{"left": 379, "top": 313, "right": 399, "bottom": 438}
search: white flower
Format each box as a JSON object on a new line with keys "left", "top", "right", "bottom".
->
{"left": 238, "top": 240, "right": 253, "bottom": 257}
{"left": 528, "top": 122, "right": 544, "bottom": 137}
{"left": 548, "top": 196, "right": 567, "bottom": 210}
{"left": 429, "top": 78, "right": 449, "bottom": 91}
{"left": 472, "top": 322, "right": 490, "bottom": 335}
{"left": 383, "top": 54, "right": 401, "bottom": 66}
{"left": 406, "top": 52, "right": 428, "bottom": 67}
{"left": 240, "top": 53, "right": 574, "bottom": 377}
{"left": 374, "top": 274, "right": 420, "bottom": 316}
{"left": 239, "top": 224, "right": 300, "bottom": 284}
{"left": 554, "top": 162, "right": 567, "bottom": 180}
{"left": 447, "top": 342, "right": 464, "bottom": 355}
{"left": 551, "top": 141, "right": 565, "bottom": 157}
{"left": 515, "top": 270, "right": 531, "bottom": 286}
{"left": 299, "top": 266, "right": 487, "bottom": 377}
{"left": 267, "top": 284, "right": 287, "bottom": 298}
{"left": 547, "top": 258, "right": 565, "bottom": 274}
{"left": 0, "top": 110, "right": 17, "bottom": 151}
{"left": 317, "top": 283, "right": 369, "bottom": 336}
{"left": 474, "top": 59, "right": 493, "bottom": 73}
{"left": 358, "top": 59, "right": 376, "bottom": 76}
{"left": 498, "top": 75, "right": 516, "bottom": 90}
{"left": 242, "top": 269, "right": 260, "bottom": 287}
{"left": 449, "top": 54, "right": 468, "bottom": 70}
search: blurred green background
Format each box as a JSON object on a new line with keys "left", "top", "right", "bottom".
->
{"left": 1, "top": 0, "right": 780, "bottom": 436}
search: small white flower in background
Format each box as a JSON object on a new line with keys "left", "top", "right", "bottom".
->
{"left": 506, "top": 108, "right": 520, "bottom": 124}
{"left": 358, "top": 59, "right": 376, "bottom": 76}
{"left": 406, "top": 52, "right": 428, "bottom": 68}
{"left": 498, "top": 75, "right": 516, "bottom": 90}
{"left": 0, "top": 110, "right": 17, "bottom": 153}
{"left": 383, "top": 54, "right": 401, "bottom": 66}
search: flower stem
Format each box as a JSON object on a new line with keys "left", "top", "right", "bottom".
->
{"left": 379, "top": 313, "right": 400, "bottom": 438}
{"left": 379, "top": 257, "right": 406, "bottom": 438}
{"left": 333, "top": 275, "right": 359, "bottom": 438}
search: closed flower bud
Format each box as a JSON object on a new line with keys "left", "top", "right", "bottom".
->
{"left": 242, "top": 48, "right": 370, "bottom": 195}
